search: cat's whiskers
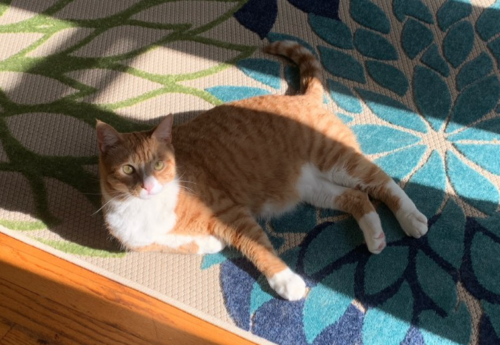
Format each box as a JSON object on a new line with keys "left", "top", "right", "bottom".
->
{"left": 92, "top": 193, "right": 127, "bottom": 216}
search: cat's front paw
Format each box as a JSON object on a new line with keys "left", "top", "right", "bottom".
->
{"left": 196, "top": 236, "right": 226, "bottom": 254}
{"left": 267, "top": 268, "right": 307, "bottom": 301}
{"left": 397, "top": 208, "right": 428, "bottom": 238}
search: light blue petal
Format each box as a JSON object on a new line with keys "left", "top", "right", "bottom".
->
{"left": 417, "top": 251, "right": 457, "bottom": 314}
{"left": 308, "top": 14, "right": 353, "bottom": 49}
{"left": 393, "top": 0, "right": 434, "bottom": 24}
{"left": 327, "top": 79, "right": 363, "bottom": 113}
{"left": 364, "top": 246, "right": 408, "bottom": 295}
{"left": 355, "top": 88, "right": 428, "bottom": 133}
{"left": 454, "top": 143, "right": 500, "bottom": 176}
{"left": 420, "top": 44, "right": 450, "bottom": 77}
{"left": 482, "top": 301, "right": 500, "bottom": 339}
{"left": 318, "top": 45, "right": 366, "bottom": 83}
{"left": 446, "top": 75, "right": 500, "bottom": 132}
{"left": 237, "top": 59, "right": 281, "bottom": 89}
{"left": 201, "top": 248, "right": 241, "bottom": 270}
{"left": 362, "top": 282, "right": 413, "bottom": 344}
{"left": 446, "top": 150, "right": 500, "bottom": 215}
{"left": 448, "top": 118, "right": 500, "bottom": 141}
{"left": 402, "top": 18, "right": 433, "bottom": 59}
{"left": 476, "top": 0, "right": 500, "bottom": 41}
{"left": 443, "top": 21, "right": 475, "bottom": 68}
{"left": 270, "top": 203, "right": 317, "bottom": 234}
{"left": 413, "top": 65, "right": 452, "bottom": 132}
{"left": 456, "top": 52, "right": 494, "bottom": 91}
{"left": 471, "top": 232, "right": 500, "bottom": 295}
{"left": 365, "top": 60, "right": 409, "bottom": 96}
{"left": 206, "top": 86, "right": 271, "bottom": 102}
{"left": 375, "top": 145, "right": 427, "bottom": 182}
{"left": 419, "top": 303, "right": 471, "bottom": 345}
{"left": 303, "top": 263, "right": 356, "bottom": 343}
{"left": 404, "top": 151, "right": 446, "bottom": 218}
{"left": 352, "top": 124, "right": 421, "bottom": 155}
{"left": 354, "top": 29, "right": 398, "bottom": 60}
{"left": 350, "top": 0, "right": 390, "bottom": 34}
{"left": 426, "top": 200, "right": 465, "bottom": 269}
{"left": 437, "top": 0, "right": 472, "bottom": 31}
{"left": 267, "top": 32, "right": 318, "bottom": 57}
{"left": 336, "top": 113, "right": 354, "bottom": 124}
{"left": 304, "top": 218, "right": 364, "bottom": 275}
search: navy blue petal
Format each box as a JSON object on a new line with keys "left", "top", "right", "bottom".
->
{"left": 287, "top": 0, "right": 340, "bottom": 19}
{"left": 234, "top": 0, "right": 277, "bottom": 39}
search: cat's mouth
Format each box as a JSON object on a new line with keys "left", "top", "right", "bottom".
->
{"left": 138, "top": 186, "right": 163, "bottom": 200}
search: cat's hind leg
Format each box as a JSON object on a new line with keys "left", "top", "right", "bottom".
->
{"left": 298, "top": 166, "right": 386, "bottom": 253}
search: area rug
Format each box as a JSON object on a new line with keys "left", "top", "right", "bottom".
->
{"left": 1, "top": 0, "right": 500, "bottom": 344}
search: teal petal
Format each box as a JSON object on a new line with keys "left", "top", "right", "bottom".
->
{"left": 201, "top": 248, "right": 241, "bottom": 270}
{"left": 402, "top": 18, "right": 434, "bottom": 59}
{"left": 449, "top": 118, "right": 500, "bottom": 142}
{"left": 471, "top": 232, "right": 500, "bottom": 295}
{"left": 365, "top": 61, "right": 409, "bottom": 96}
{"left": 476, "top": 211, "right": 500, "bottom": 238}
{"left": 420, "top": 44, "right": 450, "bottom": 77}
{"left": 426, "top": 200, "right": 465, "bottom": 269}
{"left": 482, "top": 301, "right": 500, "bottom": 339}
{"left": 267, "top": 33, "right": 317, "bottom": 57}
{"left": 437, "top": 0, "right": 472, "bottom": 31}
{"left": 362, "top": 282, "right": 413, "bottom": 345}
{"left": 446, "top": 75, "right": 500, "bottom": 132}
{"left": 364, "top": 246, "right": 408, "bottom": 295}
{"left": 303, "top": 263, "right": 356, "bottom": 343}
{"left": 413, "top": 65, "right": 452, "bottom": 132}
{"left": 446, "top": 150, "right": 499, "bottom": 215}
{"left": 206, "top": 86, "right": 270, "bottom": 102}
{"left": 350, "top": 0, "right": 390, "bottom": 34}
{"left": 378, "top": 204, "right": 407, "bottom": 242}
{"left": 327, "top": 79, "right": 363, "bottom": 114}
{"left": 309, "top": 14, "right": 353, "bottom": 49}
{"left": 456, "top": 52, "right": 494, "bottom": 91}
{"left": 318, "top": 45, "right": 366, "bottom": 83}
{"left": 405, "top": 151, "right": 446, "bottom": 218}
{"left": 375, "top": 145, "right": 427, "bottom": 182}
{"left": 237, "top": 59, "right": 281, "bottom": 89}
{"left": 304, "top": 218, "right": 364, "bottom": 275}
{"left": 420, "top": 303, "right": 471, "bottom": 345}
{"left": 284, "top": 65, "right": 300, "bottom": 91}
{"left": 270, "top": 203, "right": 316, "bottom": 234}
{"left": 417, "top": 251, "right": 457, "bottom": 314}
{"left": 476, "top": 1, "right": 500, "bottom": 41}
{"left": 443, "top": 21, "right": 474, "bottom": 68}
{"left": 393, "top": 0, "right": 434, "bottom": 24}
{"left": 354, "top": 29, "right": 398, "bottom": 61}
{"left": 454, "top": 143, "right": 500, "bottom": 176}
{"left": 355, "top": 88, "right": 428, "bottom": 133}
{"left": 352, "top": 124, "right": 421, "bottom": 155}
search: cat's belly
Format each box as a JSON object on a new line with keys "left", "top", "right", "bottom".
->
{"left": 156, "top": 234, "right": 226, "bottom": 254}
{"left": 258, "top": 201, "right": 298, "bottom": 218}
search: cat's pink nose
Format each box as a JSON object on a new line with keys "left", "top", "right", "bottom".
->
{"left": 142, "top": 181, "right": 154, "bottom": 193}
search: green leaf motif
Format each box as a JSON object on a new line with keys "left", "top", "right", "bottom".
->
{"left": 36, "top": 238, "right": 126, "bottom": 258}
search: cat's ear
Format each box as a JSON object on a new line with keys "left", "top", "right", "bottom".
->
{"left": 96, "top": 120, "right": 122, "bottom": 153}
{"left": 152, "top": 114, "right": 173, "bottom": 144}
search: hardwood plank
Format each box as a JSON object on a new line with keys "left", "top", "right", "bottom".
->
{"left": 0, "top": 233, "right": 256, "bottom": 345}
{"left": 0, "top": 318, "right": 13, "bottom": 342}
{"left": 0, "top": 325, "right": 56, "bottom": 345}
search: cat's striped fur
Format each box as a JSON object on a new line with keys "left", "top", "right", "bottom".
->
{"left": 97, "top": 41, "right": 428, "bottom": 301}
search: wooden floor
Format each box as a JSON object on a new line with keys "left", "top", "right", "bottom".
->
{"left": 0, "top": 233, "right": 256, "bottom": 345}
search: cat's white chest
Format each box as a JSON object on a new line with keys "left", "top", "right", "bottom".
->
{"left": 104, "top": 181, "right": 180, "bottom": 249}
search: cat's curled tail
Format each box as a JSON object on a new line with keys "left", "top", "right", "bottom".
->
{"left": 264, "top": 40, "right": 324, "bottom": 103}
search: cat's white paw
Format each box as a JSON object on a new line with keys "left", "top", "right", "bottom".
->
{"left": 358, "top": 211, "right": 386, "bottom": 254}
{"left": 267, "top": 268, "right": 307, "bottom": 301}
{"left": 196, "top": 236, "right": 226, "bottom": 254}
{"left": 397, "top": 208, "right": 428, "bottom": 238}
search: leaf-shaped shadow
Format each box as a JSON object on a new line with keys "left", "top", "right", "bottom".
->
{"left": 237, "top": 59, "right": 281, "bottom": 89}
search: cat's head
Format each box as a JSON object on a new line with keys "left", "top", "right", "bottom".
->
{"left": 96, "top": 115, "right": 176, "bottom": 200}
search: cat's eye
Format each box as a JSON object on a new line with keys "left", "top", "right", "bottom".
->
{"left": 122, "top": 165, "right": 134, "bottom": 175}
{"left": 154, "top": 161, "right": 165, "bottom": 171}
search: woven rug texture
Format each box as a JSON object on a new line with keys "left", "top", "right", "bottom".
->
{"left": 1, "top": 0, "right": 500, "bottom": 344}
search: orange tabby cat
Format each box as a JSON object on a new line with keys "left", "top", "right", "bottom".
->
{"left": 96, "top": 41, "right": 428, "bottom": 301}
